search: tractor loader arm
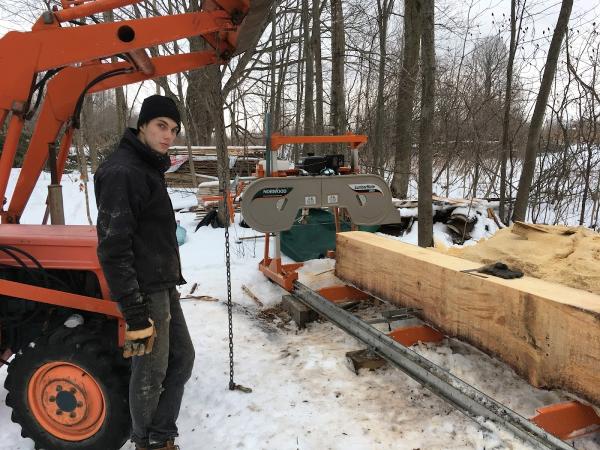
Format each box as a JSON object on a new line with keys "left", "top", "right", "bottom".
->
{"left": 0, "top": 0, "right": 272, "bottom": 223}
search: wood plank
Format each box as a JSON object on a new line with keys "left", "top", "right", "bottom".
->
{"left": 335, "top": 231, "right": 600, "bottom": 406}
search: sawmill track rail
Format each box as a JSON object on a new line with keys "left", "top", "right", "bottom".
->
{"left": 292, "top": 281, "right": 574, "bottom": 450}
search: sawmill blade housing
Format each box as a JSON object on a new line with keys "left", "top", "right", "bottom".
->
{"left": 241, "top": 174, "right": 402, "bottom": 232}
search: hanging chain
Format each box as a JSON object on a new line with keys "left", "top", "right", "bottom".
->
{"left": 222, "top": 173, "right": 251, "bottom": 394}
{"left": 223, "top": 183, "right": 235, "bottom": 390}
{"left": 216, "top": 42, "right": 251, "bottom": 391}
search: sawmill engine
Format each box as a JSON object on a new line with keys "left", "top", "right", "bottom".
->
{"left": 297, "top": 153, "right": 345, "bottom": 175}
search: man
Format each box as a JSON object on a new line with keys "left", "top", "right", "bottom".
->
{"left": 94, "top": 95, "right": 195, "bottom": 450}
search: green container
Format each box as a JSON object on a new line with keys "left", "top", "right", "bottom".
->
{"left": 280, "top": 209, "right": 379, "bottom": 262}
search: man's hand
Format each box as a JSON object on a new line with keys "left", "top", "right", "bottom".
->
{"left": 120, "top": 294, "right": 156, "bottom": 358}
{"left": 123, "top": 319, "right": 156, "bottom": 358}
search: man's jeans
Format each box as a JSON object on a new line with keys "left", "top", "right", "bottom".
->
{"left": 130, "top": 287, "right": 195, "bottom": 447}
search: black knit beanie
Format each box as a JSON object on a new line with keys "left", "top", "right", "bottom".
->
{"left": 137, "top": 95, "right": 181, "bottom": 132}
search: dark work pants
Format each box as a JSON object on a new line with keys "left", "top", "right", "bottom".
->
{"left": 130, "top": 287, "right": 195, "bottom": 447}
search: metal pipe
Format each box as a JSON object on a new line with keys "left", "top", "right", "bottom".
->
{"left": 265, "top": 113, "right": 271, "bottom": 177}
{"left": 292, "top": 281, "right": 574, "bottom": 450}
{"left": 274, "top": 231, "right": 280, "bottom": 260}
{"left": 54, "top": 0, "right": 141, "bottom": 23}
{"left": 351, "top": 148, "right": 359, "bottom": 173}
{"left": 271, "top": 146, "right": 278, "bottom": 176}
{"left": 47, "top": 185, "right": 65, "bottom": 225}
{"left": 0, "top": 115, "right": 24, "bottom": 218}
{"left": 47, "top": 142, "right": 65, "bottom": 225}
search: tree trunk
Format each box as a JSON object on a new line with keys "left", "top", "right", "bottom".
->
{"left": 274, "top": 35, "right": 291, "bottom": 133}
{"left": 81, "top": 95, "right": 100, "bottom": 173}
{"left": 330, "top": 0, "right": 346, "bottom": 135}
{"left": 207, "top": 67, "right": 229, "bottom": 226}
{"left": 391, "top": 0, "right": 422, "bottom": 198}
{"left": 74, "top": 131, "right": 93, "bottom": 225}
{"left": 269, "top": 8, "right": 277, "bottom": 135}
{"left": 472, "top": 150, "right": 480, "bottom": 198}
{"left": 373, "top": 0, "right": 394, "bottom": 176}
{"left": 418, "top": 0, "right": 434, "bottom": 248}
{"left": 102, "top": 10, "right": 127, "bottom": 136}
{"left": 175, "top": 71, "right": 197, "bottom": 187}
{"left": 302, "top": 0, "right": 315, "bottom": 154}
{"left": 499, "top": 0, "right": 518, "bottom": 222}
{"left": 580, "top": 115, "right": 597, "bottom": 226}
{"left": 312, "top": 0, "right": 325, "bottom": 138}
{"left": 293, "top": 27, "right": 304, "bottom": 163}
{"left": 512, "top": 0, "right": 573, "bottom": 222}
{"left": 115, "top": 87, "right": 127, "bottom": 136}
{"left": 186, "top": 31, "right": 214, "bottom": 145}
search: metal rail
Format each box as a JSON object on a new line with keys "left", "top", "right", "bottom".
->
{"left": 292, "top": 281, "right": 574, "bottom": 450}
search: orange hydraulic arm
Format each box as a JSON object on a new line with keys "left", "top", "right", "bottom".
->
{"left": 6, "top": 51, "right": 219, "bottom": 223}
{"left": 0, "top": 0, "right": 265, "bottom": 223}
{"left": 0, "top": 1, "right": 243, "bottom": 110}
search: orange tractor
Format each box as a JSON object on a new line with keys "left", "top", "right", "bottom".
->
{"left": 0, "top": 1, "right": 270, "bottom": 448}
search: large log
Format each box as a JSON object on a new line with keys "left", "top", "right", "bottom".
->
{"left": 335, "top": 231, "right": 600, "bottom": 406}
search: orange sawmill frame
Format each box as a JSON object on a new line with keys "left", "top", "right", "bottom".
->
{"left": 255, "top": 132, "right": 367, "bottom": 178}
{"left": 270, "top": 132, "right": 367, "bottom": 151}
{"left": 257, "top": 133, "right": 367, "bottom": 291}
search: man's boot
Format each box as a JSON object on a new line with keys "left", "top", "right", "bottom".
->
{"left": 149, "top": 439, "right": 180, "bottom": 450}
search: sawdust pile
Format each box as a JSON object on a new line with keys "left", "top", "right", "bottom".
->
{"left": 439, "top": 222, "right": 600, "bottom": 295}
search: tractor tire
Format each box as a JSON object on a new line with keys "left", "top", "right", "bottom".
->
{"left": 4, "top": 325, "right": 131, "bottom": 450}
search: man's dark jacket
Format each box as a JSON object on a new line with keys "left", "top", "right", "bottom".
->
{"left": 94, "top": 128, "right": 184, "bottom": 306}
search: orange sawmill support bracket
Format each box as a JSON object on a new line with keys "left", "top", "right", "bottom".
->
{"left": 531, "top": 401, "right": 600, "bottom": 440}
{"left": 317, "top": 285, "right": 370, "bottom": 304}
{"left": 259, "top": 257, "right": 303, "bottom": 292}
{"left": 388, "top": 325, "right": 444, "bottom": 347}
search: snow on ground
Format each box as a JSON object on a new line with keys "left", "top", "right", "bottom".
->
{"left": 1, "top": 169, "right": 599, "bottom": 450}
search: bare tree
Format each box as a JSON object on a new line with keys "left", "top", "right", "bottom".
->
{"left": 330, "top": 0, "right": 347, "bottom": 134}
{"left": 418, "top": 0, "right": 434, "bottom": 247}
{"left": 102, "top": 9, "right": 127, "bottom": 137}
{"left": 302, "top": 0, "right": 315, "bottom": 154}
{"left": 513, "top": 0, "right": 574, "bottom": 222}
{"left": 391, "top": 0, "right": 422, "bottom": 198}
{"left": 499, "top": 0, "right": 523, "bottom": 222}
{"left": 312, "top": 0, "right": 325, "bottom": 136}
{"left": 372, "top": 0, "right": 395, "bottom": 175}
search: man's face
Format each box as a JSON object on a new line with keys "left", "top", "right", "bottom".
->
{"left": 138, "top": 117, "right": 179, "bottom": 154}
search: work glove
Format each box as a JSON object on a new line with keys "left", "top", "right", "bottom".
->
{"left": 121, "top": 297, "right": 156, "bottom": 358}
{"left": 124, "top": 319, "right": 156, "bottom": 358}
{"left": 477, "top": 262, "right": 523, "bottom": 279}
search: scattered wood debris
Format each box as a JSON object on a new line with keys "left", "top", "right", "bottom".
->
{"left": 180, "top": 295, "right": 219, "bottom": 302}
{"left": 241, "top": 284, "right": 264, "bottom": 307}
